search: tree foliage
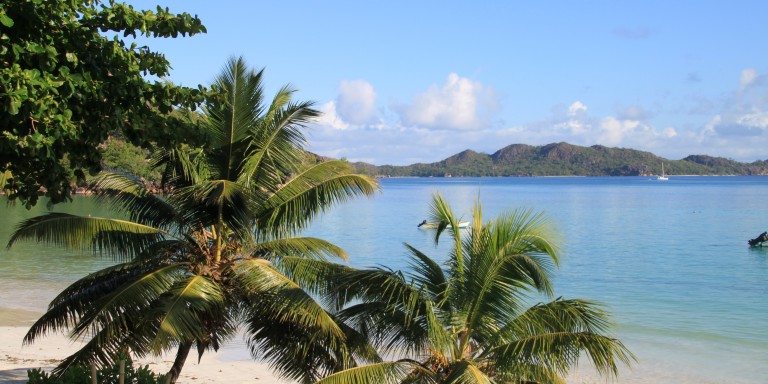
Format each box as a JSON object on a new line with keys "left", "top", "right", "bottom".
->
{"left": 0, "top": 0, "right": 207, "bottom": 206}
{"left": 317, "top": 193, "right": 634, "bottom": 383}
{"left": 7, "top": 57, "right": 380, "bottom": 383}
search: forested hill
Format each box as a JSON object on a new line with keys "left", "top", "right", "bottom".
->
{"left": 351, "top": 142, "right": 768, "bottom": 177}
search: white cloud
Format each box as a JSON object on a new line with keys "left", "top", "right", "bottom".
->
{"left": 740, "top": 68, "right": 758, "bottom": 88}
{"left": 598, "top": 117, "right": 641, "bottom": 145}
{"left": 702, "top": 69, "right": 768, "bottom": 140}
{"left": 568, "top": 101, "right": 587, "bottom": 116}
{"left": 737, "top": 111, "right": 768, "bottom": 128}
{"left": 336, "top": 80, "right": 378, "bottom": 125}
{"left": 396, "top": 73, "right": 499, "bottom": 130}
{"left": 309, "top": 68, "right": 768, "bottom": 166}
{"left": 315, "top": 101, "right": 350, "bottom": 130}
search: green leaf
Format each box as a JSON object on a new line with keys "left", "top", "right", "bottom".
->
{"left": 0, "top": 13, "right": 13, "bottom": 27}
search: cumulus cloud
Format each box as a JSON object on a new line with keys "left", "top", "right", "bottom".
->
{"left": 310, "top": 67, "right": 768, "bottom": 166}
{"left": 737, "top": 111, "right": 768, "bottom": 128}
{"left": 547, "top": 101, "right": 591, "bottom": 137}
{"left": 568, "top": 101, "right": 587, "bottom": 116}
{"left": 395, "top": 73, "right": 500, "bottom": 130}
{"left": 315, "top": 101, "right": 350, "bottom": 130}
{"left": 336, "top": 80, "right": 378, "bottom": 125}
{"left": 598, "top": 117, "right": 641, "bottom": 145}
{"left": 711, "top": 112, "right": 768, "bottom": 137}
{"left": 703, "top": 69, "right": 768, "bottom": 139}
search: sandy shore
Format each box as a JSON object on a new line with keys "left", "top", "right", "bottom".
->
{"left": 0, "top": 326, "right": 284, "bottom": 384}
{"left": 0, "top": 324, "right": 703, "bottom": 384}
{"left": 0, "top": 325, "right": 656, "bottom": 384}
{"left": 0, "top": 316, "right": 730, "bottom": 384}
{"left": 0, "top": 324, "right": 627, "bottom": 384}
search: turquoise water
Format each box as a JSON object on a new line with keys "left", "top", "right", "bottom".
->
{"left": 1, "top": 176, "right": 767, "bottom": 383}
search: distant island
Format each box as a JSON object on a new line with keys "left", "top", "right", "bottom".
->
{"left": 349, "top": 142, "right": 768, "bottom": 177}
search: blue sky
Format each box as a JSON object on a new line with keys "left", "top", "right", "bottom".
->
{"left": 129, "top": 1, "right": 768, "bottom": 165}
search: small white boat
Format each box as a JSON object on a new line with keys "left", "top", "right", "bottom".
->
{"left": 657, "top": 163, "right": 668, "bottom": 181}
{"left": 417, "top": 220, "right": 469, "bottom": 229}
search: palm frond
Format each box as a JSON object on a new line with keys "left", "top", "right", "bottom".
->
{"left": 337, "top": 301, "right": 427, "bottom": 357}
{"left": 404, "top": 243, "right": 449, "bottom": 307}
{"left": 204, "top": 56, "right": 263, "bottom": 180}
{"left": 333, "top": 267, "right": 452, "bottom": 357}
{"left": 243, "top": 308, "right": 380, "bottom": 384}
{"left": 257, "top": 160, "right": 378, "bottom": 236}
{"left": 155, "top": 146, "right": 212, "bottom": 188}
{"left": 238, "top": 96, "right": 318, "bottom": 190}
{"left": 490, "top": 331, "right": 634, "bottom": 380}
{"left": 253, "top": 236, "right": 348, "bottom": 262}
{"left": 266, "top": 256, "right": 352, "bottom": 307}
{"left": 442, "top": 360, "right": 493, "bottom": 384}
{"left": 426, "top": 193, "right": 467, "bottom": 295}
{"left": 197, "top": 57, "right": 289, "bottom": 195}
{"left": 427, "top": 192, "right": 463, "bottom": 248}
{"left": 497, "top": 298, "right": 619, "bottom": 343}
{"left": 314, "top": 361, "right": 423, "bottom": 384}
{"left": 494, "top": 208, "right": 561, "bottom": 269}
{"left": 23, "top": 261, "right": 171, "bottom": 345}
{"left": 172, "top": 180, "right": 255, "bottom": 238}
{"left": 7, "top": 213, "right": 168, "bottom": 259}
{"left": 460, "top": 208, "right": 562, "bottom": 335}
{"left": 235, "top": 259, "right": 346, "bottom": 341}
{"left": 51, "top": 322, "right": 137, "bottom": 375}
{"left": 486, "top": 299, "right": 635, "bottom": 379}
{"left": 492, "top": 361, "right": 566, "bottom": 384}
{"left": 68, "top": 264, "right": 187, "bottom": 340}
{"left": 146, "top": 275, "right": 227, "bottom": 352}
{"left": 90, "top": 172, "right": 179, "bottom": 228}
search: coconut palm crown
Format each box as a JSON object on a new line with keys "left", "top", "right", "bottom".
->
{"left": 7, "top": 56, "right": 379, "bottom": 383}
{"left": 314, "top": 193, "right": 634, "bottom": 384}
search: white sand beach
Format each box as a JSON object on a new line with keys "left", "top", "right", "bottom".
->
{"left": 0, "top": 324, "right": 684, "bottom": 384}
{"left": 0, "top": 326, "right": 284, "bottom": 384}
{"left": 0, "top": 308, "right": 731, "bottom": 384}
{"left": 0, "top": 323, "right": 620, "bottom": 384}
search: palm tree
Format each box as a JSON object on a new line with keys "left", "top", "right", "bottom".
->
{"left": 314, "top": 193, "right": 634, "bottom": 384}
{"left": 7, "top": 56, "right": 379, "bottom": 383}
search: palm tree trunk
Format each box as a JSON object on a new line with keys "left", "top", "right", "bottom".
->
{"left": 165, "top": 342, "right": 192, "bottom": 384}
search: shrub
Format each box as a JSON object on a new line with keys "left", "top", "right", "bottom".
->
{"left": 27, "top": 357, "right": 166, "bottom": 384}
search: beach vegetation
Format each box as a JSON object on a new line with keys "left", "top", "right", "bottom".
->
{"left": 315, "top": 193, "right": 635, "bottom": 383}
{"left": 7, "top": 56, "right": 379, "bottom": 383}
{"left": 27, "top": 355, "right": 166, "bottom": 384}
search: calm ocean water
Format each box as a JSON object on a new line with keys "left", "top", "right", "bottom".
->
{"left": 1, "top": 176, "right": 767, "bottom": 383}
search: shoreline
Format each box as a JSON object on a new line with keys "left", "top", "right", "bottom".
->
{"left": 0, "top": 323, "right": 721, "bottom": 384}
{"left": 0, "top": 306, "right": 754, "bottom": 384}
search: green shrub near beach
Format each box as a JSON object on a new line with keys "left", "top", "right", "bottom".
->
{"left": 27, "top": 357, "right": 165, "bottom": 384}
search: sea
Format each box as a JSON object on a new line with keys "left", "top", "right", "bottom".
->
{"left": 1, "top": 176, "right": 767, "bottom": 383}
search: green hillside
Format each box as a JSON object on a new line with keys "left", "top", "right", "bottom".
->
{"left": 352, "top": 142, "right": 768, "bottom": 177}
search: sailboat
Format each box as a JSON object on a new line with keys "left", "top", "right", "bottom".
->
{"left": 657, "top": 163, "right": 668, "bottom": 181}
